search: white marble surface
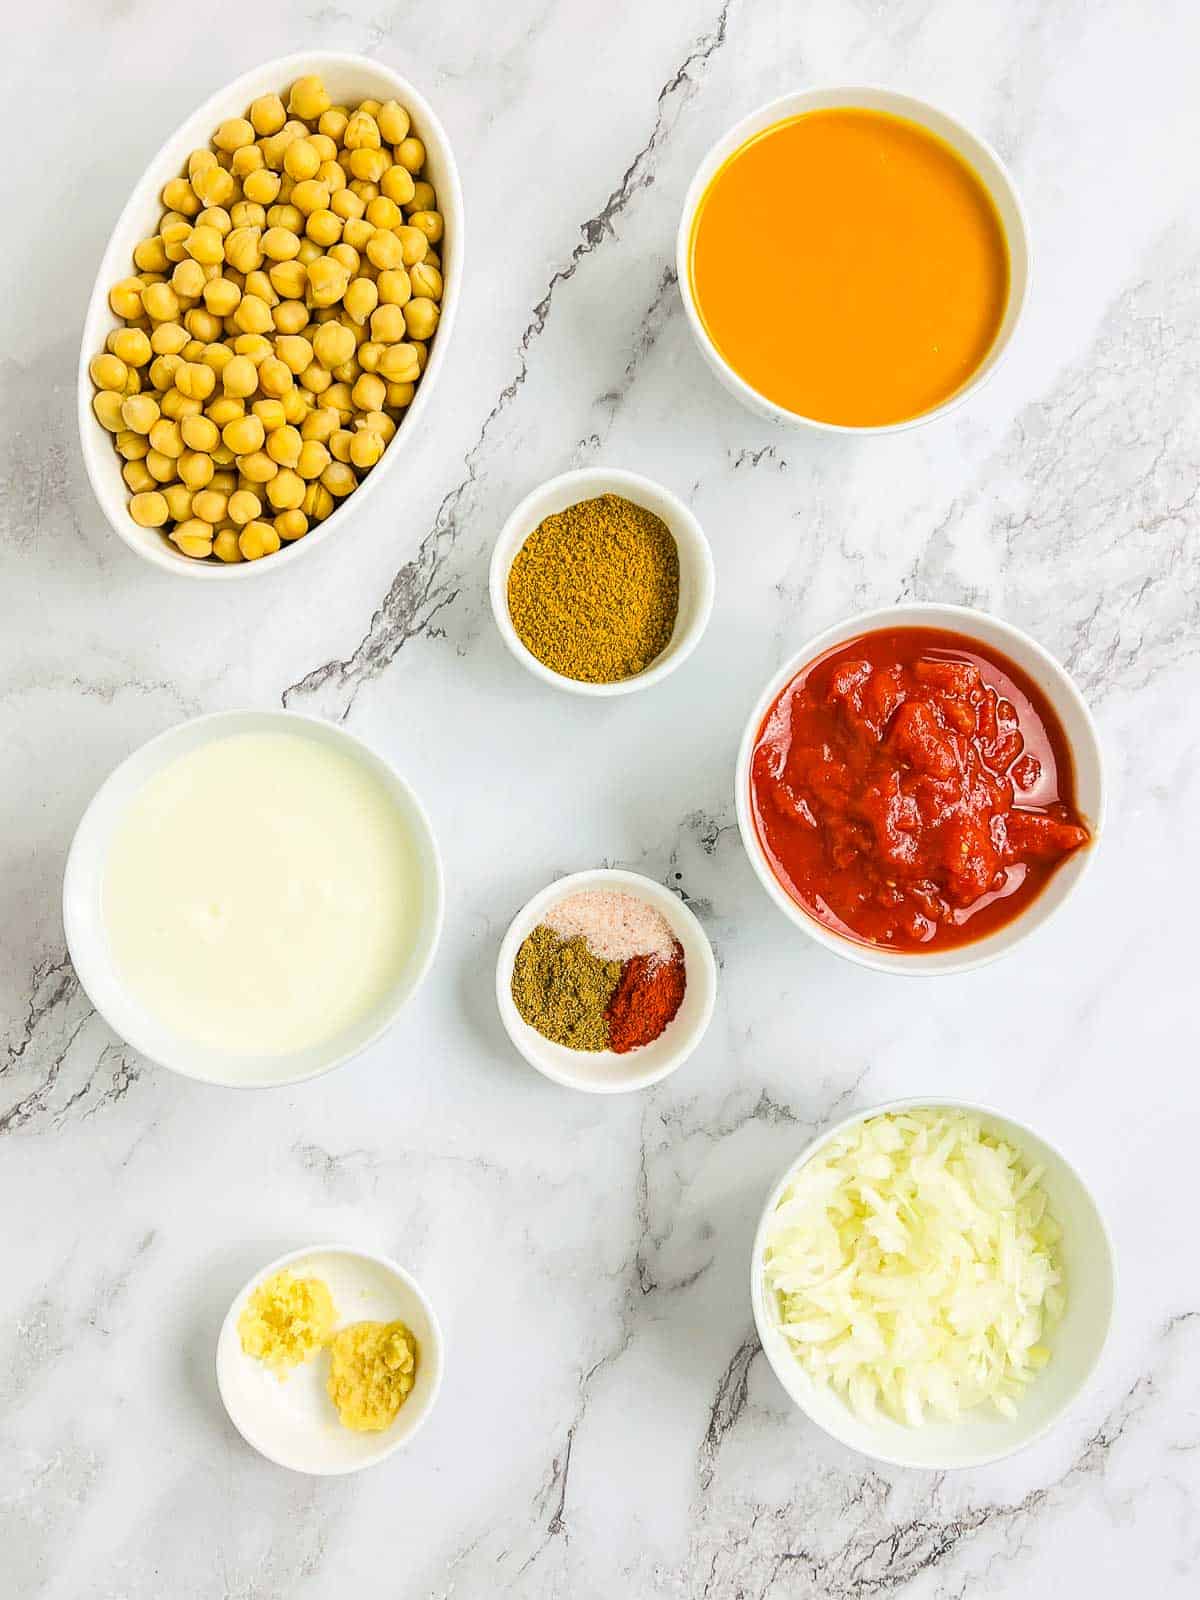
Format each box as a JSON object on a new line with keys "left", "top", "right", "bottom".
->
{"left": 3, "top": 1, "right": 1198, "bottom": 1594}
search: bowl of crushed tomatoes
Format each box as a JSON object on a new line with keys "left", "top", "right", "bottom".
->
{"left": 735, "top": 603, "right": 1104, "bottom": 975}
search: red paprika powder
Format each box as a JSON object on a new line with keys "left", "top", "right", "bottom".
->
{"left": 605, "top": 942, "right": 686, "bottom": 1053}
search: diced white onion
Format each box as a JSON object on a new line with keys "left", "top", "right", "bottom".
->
{"left": 762, "top": 1109, "right": 1065, "bottom": 1425}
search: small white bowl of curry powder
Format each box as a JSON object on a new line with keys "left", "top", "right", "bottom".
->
{"left": 489, "top": 468, "right": 715, "bottom": 695}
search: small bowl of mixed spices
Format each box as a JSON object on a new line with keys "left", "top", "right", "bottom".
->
{"left": 495, "top": 868, "right": 716, "bottom": 1092}
{"left": 489, "top": 468, "right": 715, "bottom": 695}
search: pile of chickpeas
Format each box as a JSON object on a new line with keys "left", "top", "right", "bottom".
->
{"left": 88, "top": 74, "right": 445, "bottom": 562}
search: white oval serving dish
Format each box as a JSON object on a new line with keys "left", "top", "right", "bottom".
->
{"left": 77, "top": 50, "right": 464, "bottom": 578}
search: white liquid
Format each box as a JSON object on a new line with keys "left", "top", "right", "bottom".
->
{"left": 103, "top": 732, "right": 423, "bottom": 1056}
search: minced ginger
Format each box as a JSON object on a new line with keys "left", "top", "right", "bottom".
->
{"left": 237, "top": 1269, "right": 336, "bottom": 1376}
{"left": 326, "top": 1320, "right": 418, "bottom": 1431}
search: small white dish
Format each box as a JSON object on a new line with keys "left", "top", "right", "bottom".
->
{"left": 751, "top": 1097, "right": 1116, "bottom": 1471}
{"left": 217, "top": 1245, "right": 444, "bottom": 1475}
{"left": 488, "top": 468, "right": 715, "bottom": 697}
{"left": 63, "top": 709, "right": 443, "bottom": 1087}
{"left": 78, "top": 51, "right": 463, "bottom": 579}
{"left": 734, "top": 602, "right": 1104, "bottom": 976}
{"left": 495, "top": 868, "right": 716, "bottom": 1092}
{"left": 676, "top": 85, "right": 1030, "bottom": 433}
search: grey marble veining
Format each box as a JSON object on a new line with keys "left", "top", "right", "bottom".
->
{"left": 2, "top": 1, "right": 1198, "bottom": 1596}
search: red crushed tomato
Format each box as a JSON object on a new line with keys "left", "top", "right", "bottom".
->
{"left": 749, "top": 627, "right": 1091, "bottom": 951}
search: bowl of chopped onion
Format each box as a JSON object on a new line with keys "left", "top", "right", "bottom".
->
{"left": 751, "top": 1099, "right": 1115, "bottom": 1469}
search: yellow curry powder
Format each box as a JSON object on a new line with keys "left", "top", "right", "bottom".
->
{"left": 507, "top": 493, "right": 680, "bottom": 682}
{"left": 237, "top": 1269, "right": 336, "bottom": 1377}
{"left": 327, "top": 1319, "right": 419, "bottom": 1431}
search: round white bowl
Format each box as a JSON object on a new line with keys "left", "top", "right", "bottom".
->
{"left": 751, "top": 1097, "right": 1116, "bottom": 1470}
{"left": 495, "top": 868, "right": 716, "bottom": 1092}
{"left": 217, "top": 1245, "right": 444, "bottom": 1475}
{"left": 78, "top": 51, "right": 463, "bottom": 579}
{"left": 62, "top": 709, "right": 444, "bottom": 1086}
{"left": 735, "top": 602, "right": 1104, "bottom": 976}
{"left": 488, "top": 468, "right": 715, "bottom": 697}
{"left": 676, "top": 85, "right": 1031, "bottom": 434}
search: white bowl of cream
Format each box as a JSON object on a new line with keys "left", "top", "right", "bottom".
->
{"left": 63, "top": 711, "right": 443, "bottom": 1087}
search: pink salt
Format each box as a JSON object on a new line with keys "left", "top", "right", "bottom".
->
{"left": 542, "top": 889, "right": 676, "bottom": 963}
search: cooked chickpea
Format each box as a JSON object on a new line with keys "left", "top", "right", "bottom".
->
{"left": 121, "top": 393, "right": 160, "bottom": 434}
{"left": 266, "top": 424, "right": 302, "bottom": 467}
{"left": 123, "top": 460, "right": 156, "bottom": 493}
{"left": 203, "top": 277, "right": 241, "bottom": 317}
{"left": 370, "top": 303, "right": 407, "bottom": 344}
{"left": 344, "top": 110, "right": 381, "bottom": 150}
{"left": 360, "top": 409, "right": 396, "bottom": 442}
{"left": 185, "top": 306, "right": 221, "bottom": 341}
{"left": 162, "top": 484, "right": 193, "bottom": 520}
{"left": 331, "top": 187, "right": 365, "bottom": 221}
{"left": 310, "top": 320, "right": 355, "bottom": 369}
{"left": 151, "top": 321, "right": 190, "bottom": 356}
{"left": 213, "top": 528, "right": 243, "bottom": 562}
{"left": 377, "top": 100, "right": 410, "bottom": 144}
{"left": 145, "top": 448, "right": 177, "bottom": 483}
{"left": 307, "top": 256, "right": 349, "bottom": 307}
{"left": 349, "top": 428, "right": 384, "bottom": 470}
{"left": 409, "top": 262, "right": 442, "bottom": 301}
{"left": 408, "top": 210, "right": 443, "bottom": 246}
{"left": 329, "top": 428, "right": 354, "bottom": 463}
{"left": 378, "top": 343, "right": 419, "bottom": 383}
{"left": 116, "top": 429, "right": 150, "bottom": 461}
{"left": 181, "top": 414, "right": 220, "bottom": 452}
{"left": 223, "top": 414, "right": 265, "bottom": 455}
{"left": 172, "top": 519, "right": 215, "bottom": 559}
{"left": 349, "top": 147, "right": 390, "bottom": 184}
{"left": 178, "top": 449, "right": 215, "bottom": 490}
{"left": 294, "top": 438, "right": 330, "bottom": 480}
{"left": 227, "top": 489, "right": 261, "bottom": 525}
{"left": 306, "top": 208, "right": 342, "bottom": 248}
{"left": 190, "top": 488, "right": 227, "bottom": 524}
{"left": 342, "top": 275, "right": 378, "bottom": 325}
{"left": 257, "top": 356, "right": 293, "bottom": 398}
{"left": 252, "top": 397, "right": 288, "bottom": 432}
{"left": 207, "top": 394, "right": 245, "bottom": 428}
{"left": 283, "top": 138, "right": 321, "bottom": 181}
{"left": 264, "top": 467, "right": 304, "bottom": 510}
{"left": 133, "top": 236, "right": 170, "bottom": 273}
{"left": 303, "top": 480, "right": 334, "bottom": 521}
{"left": 275, "top": 509, "right": 309, "bottom": 541}
{"left": 109, "top": 327, "right": 153, "bottom": 367}
{"left": 238, "top": 519, "right": 281, "bottom": 560}
{"left": 403, "top": 297, "right": 440, "bottom": 341}
{"left": 162, "top": 177, "right": 200, "bottom": 216}
{"left": 288, "top": 75, "right": 331, "bottom": 120}
{"left": 274, "top": 300, "right": 311, "bottom": 334}
{"left": 379, "top": 165, "right": 416, "bottom": 207}
{"left": 321, "top": 460, "right": 357, "bottom": 497}
{"left": 214, "top": 117, "right": 255, "bottom": 153}
{"left": 250, "top": 93, "right": 286, "bottom": 136}
{"left": 393, "top": 225, "right": 428, "bottom": 267}
{"left": 141, "top": 281, "right": 179, "bottom": 322}
{"left": 193, "top": 164, "right": 235, "bottom": 208}
{"left": 319, "top": 107, "right": 349, "bottom": 142}
{"left": 238, "top": 449, "right": 278, "bottom": 484}
{"left": 90, "top": 353, "right": 128, "bottom": 391}
{"left": 376, "top": 267, "right": 412, "bottom": 308}
{"left": 275, "top": 334, "right": 313, "bottom": 374}
{"left": 269, "top": 259, "right": 307, "bottom": 300}
{"left": 175, "top": 361, "right": 217, "bottom": 400}
{"left": 219, "top": 354, "right": 256, "bottom": 398}
{"left": 129, "top": 490, "right": 169, "bottom": 527}
{"left": 301, "top": 406, "right": 339, "bottom": 442}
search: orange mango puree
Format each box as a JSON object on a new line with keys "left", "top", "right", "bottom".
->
{"left": 688, "top": 109, "right": 1010, "bottom": 426}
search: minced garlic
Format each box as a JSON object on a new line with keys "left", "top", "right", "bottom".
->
{"left": 326, "top": 1320, "right": 418, "bottom": 1431}
{"left": 237, "top": 1269, "right": 336, "bottom": 1376}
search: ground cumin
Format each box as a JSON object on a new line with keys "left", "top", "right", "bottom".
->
{"left": 506, "top": 493, "right": 680, "bottom": 683}
{"left": 511, "top": 925, "right": 620, "bottom": 1050}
